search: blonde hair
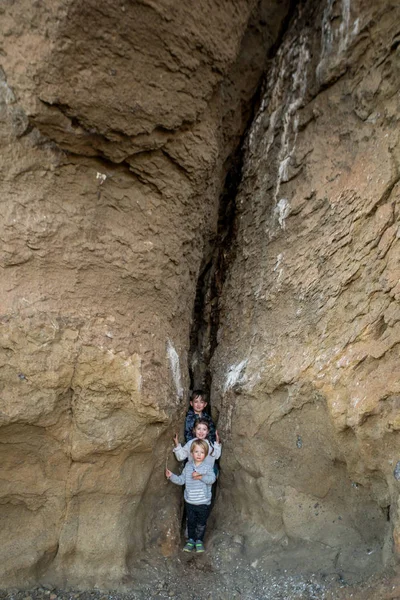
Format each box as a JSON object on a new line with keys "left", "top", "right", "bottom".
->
{"left": 190, "top": 439, "right": 209, "bottom": 458}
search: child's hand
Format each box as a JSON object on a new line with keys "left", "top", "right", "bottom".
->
{"left": 216, "top": 430, "right": 221, "bottom": 444}
{"left": 192, "top": 471, "right": 202, "bottom": 480}
{"left": 173, "top": 433, "right": 179, "bottom": 447}
{"left": 166, "top": 469, "right": 172, "bottom": 479}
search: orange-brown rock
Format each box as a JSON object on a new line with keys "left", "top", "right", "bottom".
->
{"left": 0, "top": 0, "right": 289, "bottom": 589}
{"left": 211, "top": 0, "right": 400, "bottom": 578}
{"left": 1, "top": 0, "right": 399, "bottom": 591}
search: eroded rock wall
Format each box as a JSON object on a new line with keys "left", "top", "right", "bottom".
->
{"left": 1, "top": 0, "right": 399, "bottom": 589}
{"left": 0, "top": 0, "right": 289, "bottom": 588}
{"left": 212, "top": 0, "right": 400, "bottom": 577}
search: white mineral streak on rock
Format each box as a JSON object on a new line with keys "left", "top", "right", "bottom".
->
{"left": 273, "top": 252, "right": 284, "bottom": 280}
{"left": 167, "top": 339, "right": 183, "bottom": 400}
{"left": 318, "top": 0, "right": 335, "bottom": 64}
{"left": 0, "top": 79, "right": 15, "bottom": 104}
{"left": 339, "top": 0, "right": 351, "bottom": 53}
{"left": 274, "top": 199, "right": 290, "bottom": 229}
{"left": 278, "top": 156, "right": 291, "bottom": 183}
{"left": 272, "top": 35, "right": 309, "bottom": 218}
{"left": 96, "top": 172, "right": 107, "bottom": 184}
{"left": 0, "top": 69, "right": 16, "bottom": 104}
{"left": 273, "top": 252, "right": 283, "bottom": 271}
{"left": 317, "top": 0, "right": 359, "bottom": 79}
{"left": 224, "top": 359, "right": 248, "bottom": 392}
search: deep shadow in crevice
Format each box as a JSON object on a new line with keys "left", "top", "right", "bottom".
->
{"left": 187, "top": 0, "right": 304, "bottom": 400}
{"left": 185, "top": 0, "right": 303, "bottom": 546}
{"left": 267, "top": 0, "right": 303, "bottom": 59}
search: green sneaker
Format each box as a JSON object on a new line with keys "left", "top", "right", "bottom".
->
{"left": 183, "top": 539, "right": 195, "bottom": 552}
{"left": 195, "top": 540, "right": 205, "bottom": 553}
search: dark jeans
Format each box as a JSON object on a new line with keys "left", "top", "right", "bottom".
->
{"left": 185, "top": 501, "right": 210, "bottom": 542}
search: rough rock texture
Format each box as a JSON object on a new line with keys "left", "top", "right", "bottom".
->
{"left": 211, "top": 0, "right": 400, "bottom": 580}
{"left": 0, "top": 0, "right": 290, "bottom": 589}
{"left": 1, "top": 0, "right": 400, "bottom": 593}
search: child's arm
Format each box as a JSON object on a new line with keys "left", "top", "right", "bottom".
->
{"left": 201, "top": 470, "right": 216, "bottom": 485}
{"left": 192, "top": 468, "right": 216, "bottom": 485}
{"left": 166, "top": 467, "right": 185, "bottom": 486}
{"left": 192, "top": 463, "right": 216, "bottom": 484}
{"left": 211, "top": 434, "right": 222, "bottom": 460}
{"left": 173, "top": 439, "right": 190, "bottom": 461}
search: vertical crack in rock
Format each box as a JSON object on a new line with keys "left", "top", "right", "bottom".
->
{"left": 188, "top": 143, "right": 243, "bottom": 394}
{"left": 267, "top": 0, "right": 302, "bottom": 59}
{"left": 234, "top": 4, "right": 315, "bottom": 381}
{"left": 208, "top": 0, "right": 400, "bottom": 579}
{"left": 6, "top": 0, "right": 400, "bottom": 590}
{"left": 188, "top": 0, "right": 303, "bottom": 399}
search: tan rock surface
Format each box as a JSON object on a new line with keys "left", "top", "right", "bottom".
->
{"left": 1, "top": 0, "right": 399, "bottom": 591}
{"left": 0, "top": 0, "right": 289, "bottom": 589}
{"left": 211, "top": 0, "right": 400, "bottom": 577}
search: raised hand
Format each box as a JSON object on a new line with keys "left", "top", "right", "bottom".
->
{"left": 215, "top": 430, "right": 220, "bottom": 444}
{"left": 173, "top": 433, "right": 179, "bottom": 447}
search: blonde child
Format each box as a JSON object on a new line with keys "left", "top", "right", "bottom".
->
{"left": 166, "top": 439, "right": 215, "bottom": 552}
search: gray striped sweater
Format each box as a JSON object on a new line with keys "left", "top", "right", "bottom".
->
{"left": 169, "top": 461, "right": 216, "bottom": 505}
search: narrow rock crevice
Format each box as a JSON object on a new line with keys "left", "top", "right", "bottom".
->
{"left": 267, "top": 0, "right": 303, "bottom": 59}
{"left": 187, "top": 0, "right": 303, "bottom": 402}
{"left": 187, "top": 115, "right": 262, "bottom": 399}
{"left": 188, "top": 143, "right": 243, "bottom": 395}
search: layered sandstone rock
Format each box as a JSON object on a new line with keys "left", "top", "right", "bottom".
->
{"left": 211, "top": 0, "right": 400, "bottom": 578}
{"left": 1, "top": 0, "right": 399, "bottom": 591}
{"left": 0, "top": 0, "right": 289, "bottom": 589}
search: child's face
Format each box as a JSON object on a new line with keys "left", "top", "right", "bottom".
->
{"left": 194, "top": 423, "right": 209, "bottom": 439}
{"left": 191, "top": 445, "right": 206, "bottom": 463}
{"left": 191, "top": 396, "right": 207, "bottom": 415}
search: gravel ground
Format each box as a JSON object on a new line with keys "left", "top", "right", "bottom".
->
{"left": 1, "top": 555, "right": 398, "bottom": 600}
{"left": 1, "top": 534, "right": 398, "bottom": 600}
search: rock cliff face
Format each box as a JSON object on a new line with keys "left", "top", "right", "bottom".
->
{"left": 0, "top": 0, "right": 289, "bottom": 588}
{"left": 0, "top": 0, "right": 399, "bottom": 590}
{"left": 211, "top": 0, "right": 400, "bottom": 579}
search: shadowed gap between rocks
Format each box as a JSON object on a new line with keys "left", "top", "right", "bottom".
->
{"left": 187, "top": 0, "right": 303, "bottom": 404}
{"left": 183, "top": 0, "right": 304, "bottom": 554}
{"left": 185, "top": 0, "right": 399, "bottom": 585}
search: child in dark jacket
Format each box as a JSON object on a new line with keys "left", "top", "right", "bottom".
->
{"left": 184, "top": 390, "right": 216, "bottom": 443}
